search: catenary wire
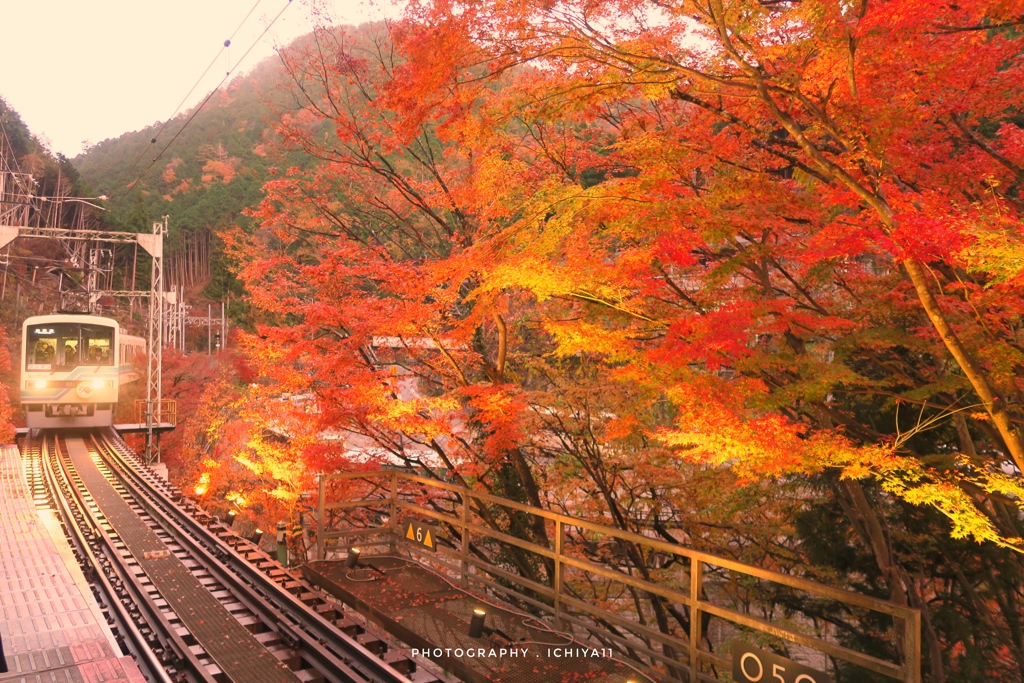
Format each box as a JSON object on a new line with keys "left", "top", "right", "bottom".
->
{"left": 109, "top": 0, "right": 267, "bottom": 201}
{"left": 111, "top": 0, "right": 290, "bottom": 209}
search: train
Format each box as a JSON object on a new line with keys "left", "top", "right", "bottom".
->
{"left": 20, "top": 313, "right": 145, "bottom": 429}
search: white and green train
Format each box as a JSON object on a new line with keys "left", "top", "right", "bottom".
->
{"left": 20, "top": 314, "right": 145, "bottom": 429}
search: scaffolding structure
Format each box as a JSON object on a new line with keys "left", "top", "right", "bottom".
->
{"left": 0, "top": 220, "right": 168, "bottom": 462}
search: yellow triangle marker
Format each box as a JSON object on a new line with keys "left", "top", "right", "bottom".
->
{"left": 424, "top": 530, "right": 432, "bottom": 547}
{"left": 406, "top": 524, "right": 416, "bottom": 540}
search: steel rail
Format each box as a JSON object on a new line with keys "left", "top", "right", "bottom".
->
{"left": 36, "top": 436, "right": 169, "bottom": 683}
{"left": 41, "top": 434, "right": 216, "bottom": 683}
{"left": 94, "top": 430, "right": 417, "bottom": 683}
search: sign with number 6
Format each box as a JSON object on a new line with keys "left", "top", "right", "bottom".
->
{"left": 404, "top": 519, "right": 438, "bottom": 551}
{"left": 732, "top": 643, "right": 832, "bottom": 683}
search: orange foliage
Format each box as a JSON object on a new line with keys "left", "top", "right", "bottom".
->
{"left": 201, "top": 158, "right": 238, "bottom": 185}
{"left": 162, "top": 157, "right": 182, "bottom": 185}
{"left": 232, "top": 13, "right": 1024, "bottom": 553}
{"left": 212, "top": 12, "right": 1024, "bottom": 674}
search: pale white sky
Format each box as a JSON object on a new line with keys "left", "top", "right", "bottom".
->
{"left": 0, "top": 0, "right": 398, "bottom": 157}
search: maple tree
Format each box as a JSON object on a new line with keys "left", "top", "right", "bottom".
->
{"left": 221, "top": 5, "right": 1024, "bottom": 680}
{"left": 169, "top": 350, "right": 318, "bottom": 540}
{"left": 384, "top": 4, "right": 1024, "bottom": 676}
{"left": 387, "top": 0, "right": 1024, "bottom": 538}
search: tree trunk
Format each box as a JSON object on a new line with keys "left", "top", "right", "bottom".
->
{"left": 714, "top": 18, "right": 1024, "bottom": 474}
{"left": 903, "top": 259, "right": 1024, "bottom": 473}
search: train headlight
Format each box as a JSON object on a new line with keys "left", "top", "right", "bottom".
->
{"left": 91, "top": 379, "right": 106, "bottom": 390}
{"left": 32, "top": 379, "right": 48, "bottom": 389}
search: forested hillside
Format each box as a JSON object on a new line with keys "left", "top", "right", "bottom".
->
{"left": 74, "top": 41, "right": 310, "bottom": 305}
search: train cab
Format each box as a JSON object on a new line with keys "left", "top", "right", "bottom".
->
{"left": 21, "top": 314, "right": 145, "bottom": 429}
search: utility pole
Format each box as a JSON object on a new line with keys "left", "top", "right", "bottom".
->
{"left": 207, "top": 304, "right": 212, "bottom": 354}
{"left": 0, "top": 245, "right": 9, "bottom": 301}
{"left": 143, "top": 216, "right": 167, "bottom": 464}
{"left": 180, "top": 285, "right": 186, "bottom": 351}
{"left": 220, "top": 301, "right": 226, "bottom": 352}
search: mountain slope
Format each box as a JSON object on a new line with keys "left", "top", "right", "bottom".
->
{"left": 74, "top": 47, "right": 295, "bottom": 303}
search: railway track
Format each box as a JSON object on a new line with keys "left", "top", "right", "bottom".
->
{"left": 31, "top": 433, "right": 202, "bottom": 683}
{"left": 31, "top": 429, "right": 440, "bottom": 683}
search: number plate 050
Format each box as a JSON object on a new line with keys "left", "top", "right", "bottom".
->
{"left": 732, "top": 643, "right": 832, "bottom": 683}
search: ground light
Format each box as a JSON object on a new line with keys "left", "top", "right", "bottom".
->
{"left": 346, "top": 547, "right": 361, "bottom": 568}
{"left": 227, "top": 510, "right": 237, "bottom": 527}
{"left": 253, "top": 528, "right": 264, "bottom": 543}
{"left": 469, "top": 607, "right": 487, "bottom": 638}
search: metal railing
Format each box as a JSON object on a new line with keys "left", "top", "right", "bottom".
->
{"left": 135, "top": 398, "right": 177, "bottom": 426}
{"left": 317, "top": 470, "right": 920, "bottom": 683}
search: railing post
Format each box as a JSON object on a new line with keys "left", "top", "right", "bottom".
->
{"left": 389, "top": 472, "right": 398, "bottom": 554}
{"left": 905, "top": 610, "right": 921, "bottom": 683}
{"left": 276, "top": 521, "right": 288, "bottom": 566}
{"left": 460, "top": 492, "right": 470, "bottom": 589}
{"left": 554, "top": 519, "right": 564, "bottom": 629}
{"left": 689, "top": 556, "right": 703, "bottom": 683}
{"left": 317, "top": 474, "right": 325, "bottom": 561}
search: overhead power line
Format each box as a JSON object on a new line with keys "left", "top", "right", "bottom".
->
{"left": 110, "top": 0, "right": 268, "bottom": 200}
{"left": 112, "top": 0, "right": 293, "bottom": 209}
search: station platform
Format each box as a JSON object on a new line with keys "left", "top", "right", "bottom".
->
{"left": 0, "top": 444, "right": 145, "bottom": 683}
{"left": 304, "top": 556, "right": 647, "bottom": 683}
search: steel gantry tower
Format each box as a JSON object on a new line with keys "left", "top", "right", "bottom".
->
{"left": 0, "top": 219, "right": 168, "bottom": 462}
{"left": 140, "top": 217, "right": 166, "bottom": 463}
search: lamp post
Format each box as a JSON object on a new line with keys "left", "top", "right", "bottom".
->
{"left": 468, "top": 607, "right": 487, "bottom": 638}
{"left": 276, "top": 521, "right": 288, "bottom": 566}
{"left": 37, "top": 195, "right": 110, "bottom": 212}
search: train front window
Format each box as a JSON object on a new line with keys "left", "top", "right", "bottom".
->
{"left": 81, "top": 326, "right": 113, "bottom": 365}
{"left": 26, "top": 323, "right": 114, "bottom": 370}
{"left": 27, "top": 327, "right": 58, "bottom": 369}
{"left": 58, "top": 327, "right": 80, "bottom": 367}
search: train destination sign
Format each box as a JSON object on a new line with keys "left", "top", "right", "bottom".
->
{"left": 732, "top": 643, "right": 832, "bottom": 683}
{"left": 404, "top": 520, "right": 438, "bottom": 551}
